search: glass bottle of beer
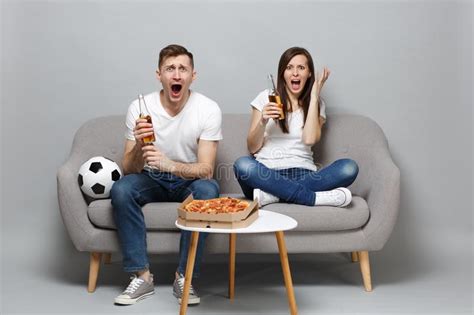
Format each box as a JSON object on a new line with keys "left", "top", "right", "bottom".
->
{"left": 267, "top": 74, "right": 285, "bottom": 120}
{"left": 138, "top": 94, "right": 156, "bottom": 144}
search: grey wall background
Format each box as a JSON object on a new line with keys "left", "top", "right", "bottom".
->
{"left": 1, "top": 0, "right": 472, "bottom": 313}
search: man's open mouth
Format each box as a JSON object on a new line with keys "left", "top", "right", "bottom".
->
{"left": 291, "top": 80, "right": 301, "bottom": 90}
{"left": 171, "top": 84, "right": 182, "bottom": 96}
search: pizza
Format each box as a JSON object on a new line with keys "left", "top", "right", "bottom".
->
{"left": 184, "top": 197, "right": 249, "bottom": 214}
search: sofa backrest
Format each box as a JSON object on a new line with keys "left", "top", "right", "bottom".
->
{"left": 68, "top": 114, "right": 389, "bottom": 195}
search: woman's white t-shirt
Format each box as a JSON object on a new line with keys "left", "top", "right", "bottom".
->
{"left": 125, "top": 91, "right": 222, "bottom": 164}
{"left": 251, "top": 89, "right": 326, "bottom": 171}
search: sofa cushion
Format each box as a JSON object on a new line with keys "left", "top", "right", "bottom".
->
{"left": 88, "top": 194, "right": 369, "bottom": 232}
{"left": 261, "top": 196, "right": 369, "bottom": 231}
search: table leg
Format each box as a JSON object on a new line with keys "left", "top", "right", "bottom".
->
{"left": 228, "top": 233, "right": 236, "bottom": 300}
{"left": 179, "top": 231, "right": 199, "bottom": 315}
{"left": 275, "top": 231, "right": 298, "bottom": 315}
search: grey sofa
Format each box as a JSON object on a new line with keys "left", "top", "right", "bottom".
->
{"left": 57, "top": 113, "right": 400, "bottom": 293}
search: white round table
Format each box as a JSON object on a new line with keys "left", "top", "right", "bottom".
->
{"left": 175, "top": 210, "right": 298, "bottom": 315}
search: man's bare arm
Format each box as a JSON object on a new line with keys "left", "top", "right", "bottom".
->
{"left": 142, "top": 139, "right": 218, "bottom": 179}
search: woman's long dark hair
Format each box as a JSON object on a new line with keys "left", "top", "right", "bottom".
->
{"left": 276, "top": 47, "right": 316, "bottom": 133}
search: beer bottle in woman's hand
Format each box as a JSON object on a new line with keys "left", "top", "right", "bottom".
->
{"left": 267, "top": 74, "right": 285, "bottom": 120}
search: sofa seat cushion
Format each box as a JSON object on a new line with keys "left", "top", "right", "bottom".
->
{"left": 88, "top": 200, "right": 180, "bottom": 231}
{"left": 88, "top": 194, "right": 369, "bottom": 232}
{"left": 261, "top": 196, "right": 369, "bottom": 231}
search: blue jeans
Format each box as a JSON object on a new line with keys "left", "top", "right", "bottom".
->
{"left": 233, "top": 156, "right": 358, "bottom": 206}
{"left": 110, "top": 170, "right": 219, "bottom": 277}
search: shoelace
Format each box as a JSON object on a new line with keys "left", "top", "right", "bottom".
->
{"left": 318, "top": 189, "right": 338, "bottom": 196}
{"left": 321, "top": 189, "right": 343, "bottom": 198}
{"left": 123, "top": 277, "right": 144, "bottom": 294}
{"left": 177, "top": 276, "right": 196, "bottom": 295}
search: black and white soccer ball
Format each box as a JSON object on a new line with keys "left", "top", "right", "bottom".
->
{"left": 78, "top": 156, "right": 122, "bottom": 199}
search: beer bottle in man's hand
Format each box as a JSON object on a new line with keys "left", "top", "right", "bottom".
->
{"left": 138, "top": 94, "right": 156, "bottom": 144}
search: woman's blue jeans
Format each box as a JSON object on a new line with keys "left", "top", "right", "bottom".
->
{"left": 233, "top": 156, "right": 358, "bottom": 206}
{"left": 110, "top": 170, "right": 219, "bottom": 277}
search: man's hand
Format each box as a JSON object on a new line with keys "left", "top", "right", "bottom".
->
{"left": 311, "top": 67, "right": 331, "bottom": 100}
{"left": 141, "top": 145, "right": 176, "bottom": 172}
{"left": 134, "top": 118, "right": 155, "bottom": 146}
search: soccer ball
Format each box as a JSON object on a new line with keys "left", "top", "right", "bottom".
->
{"left": 78, "top": 156, "right": 122, "bottom": 199}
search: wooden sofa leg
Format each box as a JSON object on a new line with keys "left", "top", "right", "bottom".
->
{"left": 351, "top": 251, "right": 359, "bottom": 262}
{"left": 103, "top": 253, "right": 112, "bottom": 264}
{"left": 358, "top": 251, "right": 372, "bottom": 292}
{"left": 88, "top": 252, "right": 102, "bottom": 293}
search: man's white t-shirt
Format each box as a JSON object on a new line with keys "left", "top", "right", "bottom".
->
{"left": 125, "top": 91, "right": 222, "bottom": 164}
{"left": 251, "top": 89, "right": 327, "bottom": 171}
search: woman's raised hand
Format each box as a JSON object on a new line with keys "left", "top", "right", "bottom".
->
{"left": 311, "top": 67, "right": 331, "bottom": 99}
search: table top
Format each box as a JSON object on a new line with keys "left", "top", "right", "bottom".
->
{"left": 175, "top": 210, "right": 298, "bottom": 234}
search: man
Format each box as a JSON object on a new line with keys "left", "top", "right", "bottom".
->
{"left": 111, "top": 44, "right": 222, "bottom": 306}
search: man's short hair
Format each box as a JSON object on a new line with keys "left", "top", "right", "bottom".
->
{"left": 158, "top": 44, "right": 194, "bottom": 69}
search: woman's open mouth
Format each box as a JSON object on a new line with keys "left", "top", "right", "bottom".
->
{"left": 291, "top": 80, "right": 301, "bottom": 91}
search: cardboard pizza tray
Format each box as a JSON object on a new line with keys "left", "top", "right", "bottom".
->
{"left": 177, "top": 195, "right": 259, "bottom": 229}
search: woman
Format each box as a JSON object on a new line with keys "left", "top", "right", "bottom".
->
{"left": 233, "top": 47, "right": 358, "bottom": 207}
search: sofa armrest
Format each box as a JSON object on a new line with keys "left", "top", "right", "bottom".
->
{"left": 359, "top": 147, "right": 400, "bottom": 250}
{"left": 57, "top": 158, "right": 98, "bottom": 251}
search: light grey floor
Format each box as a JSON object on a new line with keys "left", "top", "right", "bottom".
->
{"left": 2, "top": 233, "right": 472, "bottom": 315}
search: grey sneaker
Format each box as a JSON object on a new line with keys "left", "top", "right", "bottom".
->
{"left": 173, "top": 273, "right": 200, "bottom": 305}
{"left": 114, "top": 274, "right": 154, "bottom": 305}
{"left": 254, "top": 188, "right": 279, "bottom": 207}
